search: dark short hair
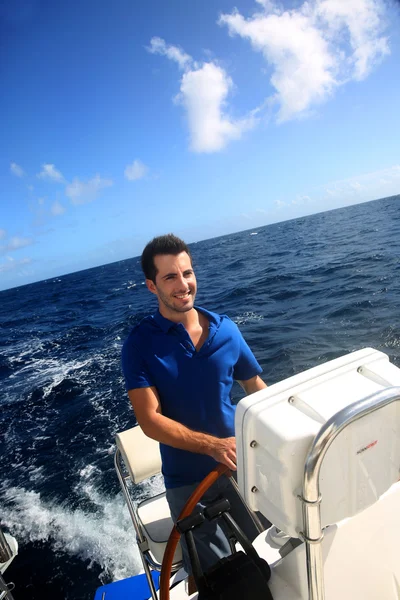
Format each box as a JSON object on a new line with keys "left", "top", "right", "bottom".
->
{"left": 141, "top": 233, "right": 192, "bottom": 282}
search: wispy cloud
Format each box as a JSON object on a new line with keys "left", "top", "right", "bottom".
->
{"left": 65, "top": 175, "right": 113, "bottom": 205}
{"left": 276, "top": 163, "right": 400, "bottom": 214}
{"left": 321, "top": 164, "right": 400, "bottom": 203}
{"left": 148, "top": 37, "right": 193, "bottom": 70}
{"left": 10, "top": 162, "right": 25, "bottom": 177}
{"left": 0, "top": 236, "right": 35, "bottom": 254}
{"left": 37, "top": 163, "right": 65, "bottom": 183}
{"left": 0, "top": 256, "right": 32, "bottom": 274}
{"left": 219, "top": 0, "right": 390, "bottom": 122}
{"left": 124, "top": 160, "right": 148, "bottom": 181}
{"left": 148, "top": 37, "right": 256, "bottom": 153}
{"left": 50, "top": 200, "right": 66, "bottom": 216}
{"left": 0, "top": 229, "right": 6, "bottom": 240}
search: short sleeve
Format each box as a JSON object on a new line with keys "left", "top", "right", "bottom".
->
{"left": 232, "top": 323, "right": 263, "bottom": 381}
{"left": 121, "top": 336, "right": 154, "bottom": 391}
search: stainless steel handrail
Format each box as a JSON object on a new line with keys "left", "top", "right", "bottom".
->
{"left": 114, "top": 448, "right": 159, "bottom": 600}
{"left": 299, "top": 386, "right": 400, "bottom": 600}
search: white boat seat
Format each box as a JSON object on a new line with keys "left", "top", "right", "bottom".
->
{"left": 115, "top": 425, "right": 182, "bottom": 569}
{"left": 116, "top": 426, "right": 162, "bottom": 484}
{"left": 137, "top": 494, "right": 183, "bottom": 565}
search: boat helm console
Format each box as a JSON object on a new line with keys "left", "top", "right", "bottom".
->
{"left": 44, "top": 346, "right": 400, "bottom": 600}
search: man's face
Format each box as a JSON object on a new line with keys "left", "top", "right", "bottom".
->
{"left": 146, "top": 252, "right": 197, "bottom": 317}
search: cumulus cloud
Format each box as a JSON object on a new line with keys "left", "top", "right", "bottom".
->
{"left": 51, "top": 200, "right": 66, "bottom": 216}
{"left": 37, "top": 163, "right": 65, "bottom": 183}
{"left": 148, "top": 37, "right": 256, "bottom": 152}
{"left": 317, "top": 0, "right": 389, "bottom": 81}
{"left": 177, "top": 62, "right": 255, "bottom": 152}
{"left": 10, "top": 162, "right": 25, "bottom": 177}
{"left": 219, "top": 0, "right": 390, "bottom": 122}
{"left": 65, "top": 175, "right": 113, "bottom": 205}
{"left": 124, "top": 160, "right": 148, "bottom": 181}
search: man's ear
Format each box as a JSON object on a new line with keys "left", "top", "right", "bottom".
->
{"left": 146, "top": 279, "right": 157, "bottom": 295}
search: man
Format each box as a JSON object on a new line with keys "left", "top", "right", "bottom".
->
{"left": 122, "top": 233, "right": 267, "bottom": 576}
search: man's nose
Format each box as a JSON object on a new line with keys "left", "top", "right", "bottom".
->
{"left": 176, "top": 273, "right": 188, "bottom": 288}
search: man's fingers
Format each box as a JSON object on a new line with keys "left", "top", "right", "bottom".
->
{"left": 224, "top": 456, "right": 237, "bottom": 470}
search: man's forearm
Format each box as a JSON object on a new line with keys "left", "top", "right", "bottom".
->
{"left": 239, "top": 374, "right": 267, "bottom": 395}
{"left": 142, "top": 411, "right": 215, "bottom": 453}
{"left": 140, "top": 411, "right": 237, "bottom": 470}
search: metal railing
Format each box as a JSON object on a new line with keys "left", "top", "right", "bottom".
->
{"left": 298, "top": 386, "right": 400, "bottom": 600}
{"left": 114, "top": 448, "right": 159, "bottom": 600}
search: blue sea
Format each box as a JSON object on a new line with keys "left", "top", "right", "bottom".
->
{"left": 1, "top": 195, "right": 400, "bottom": 599}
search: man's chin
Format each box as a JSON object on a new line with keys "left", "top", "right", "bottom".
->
{"left": 174, "top": 303, "right": 194, "bottom": 313}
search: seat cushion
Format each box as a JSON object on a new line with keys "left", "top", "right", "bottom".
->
{"left": 137, "top": 492, "right": 182, "bottom": 565}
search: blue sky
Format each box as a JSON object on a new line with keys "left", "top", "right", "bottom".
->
{"left": 1, "top": 0, "right": 400, "bottom": 291}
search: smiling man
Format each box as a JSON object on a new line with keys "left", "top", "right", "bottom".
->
{"left": 122, "top": 233, "right": 267, "bottom": 575}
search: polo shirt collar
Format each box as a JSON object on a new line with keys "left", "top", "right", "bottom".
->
{"left": 153, "top": 306, "right": 220, "bottom": 333}
{"left": 153, "top": 309, "right": 176, "bottom": 332}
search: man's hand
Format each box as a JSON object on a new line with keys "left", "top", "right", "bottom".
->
{"left": 129, "top": 387, "right": 238, "bottom": 468}
{"left": 208, "top": 436, "right": 237, "bottom": 471}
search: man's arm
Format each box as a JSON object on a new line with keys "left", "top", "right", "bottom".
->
{"left": 237, "top": 374, "right": 267, "bottom": 395}
{"left": 128, "top": 386, "right": 237, "bottom": 470}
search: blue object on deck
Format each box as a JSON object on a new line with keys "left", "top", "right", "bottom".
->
{"left": 94, "top": 571, "right": 160, "bottom": 600}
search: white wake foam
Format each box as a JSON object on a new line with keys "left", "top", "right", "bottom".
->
{"left": 1, "top": 484, "right": 143, "bottom": 582}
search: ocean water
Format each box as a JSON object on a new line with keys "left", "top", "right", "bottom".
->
{"left": 1, "top": 194, "right": 400, "bottom": 599}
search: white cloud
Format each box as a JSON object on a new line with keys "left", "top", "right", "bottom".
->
{"left": 177, "top": 62, "right": 255, "bottom": 152}
{"left": 37, "top": 163, "right": 65, "bottom": 183}
{"left": 219, "top": 0, "right": 390, "bottom": 122}
{"left": 148, "top": 37, "right": 256, "bottom": 152}
{"left": 51, "top": 201, "right": 66, "bottom": 216}
{"left": 0, "top": 229, "right": 6, "bottom": 240}
{"left": 317, "top": 0, "right": 389, "bottom": 81}
{"left": 10, "top": 162, "right": 25, "bottom": 177}
{"left": 124, "top": 160, "right": 148, "bottom": 181}
{"left": 0, "top": 256, "right": 32, "bottom": 274}
{"left": 350, "top": 181, "right": 364, "bottom": 191}
{"left": 293, "top": 195, "right": 312, "bottom": 205}
{"left": 65, "top": 175, "right": 113, "bottom": 205}
{"left": 148, "top": 37, "right": 193, "bottom": 70}
{"left": 320, "top": 164, "right": 400, "bottom": 205}
{"left": 0, "top": 236, "right": 34, "bottom": 254}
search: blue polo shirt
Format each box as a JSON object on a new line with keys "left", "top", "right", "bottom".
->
{"left": 121, "top": 306, "right": 262, "bottom": 488}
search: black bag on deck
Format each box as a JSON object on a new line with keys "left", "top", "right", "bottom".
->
{"left": 176, "top": 498, "right": 274, "bottom": 600}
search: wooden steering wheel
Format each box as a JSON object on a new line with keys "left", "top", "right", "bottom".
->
{"left": 159, "top": 463, "right": 230, "bottom": 600}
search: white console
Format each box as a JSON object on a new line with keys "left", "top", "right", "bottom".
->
{"left": 236, "top": 348, "right": 400, "bottom": 537}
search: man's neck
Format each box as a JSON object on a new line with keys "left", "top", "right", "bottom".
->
{"left": 158, "top": 305, "right": 199, "bottom": 328}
